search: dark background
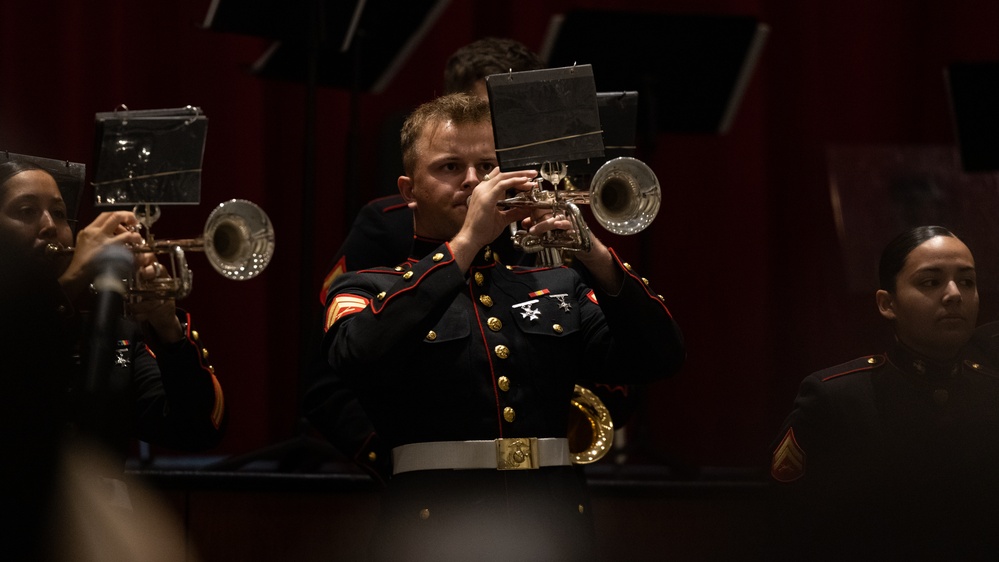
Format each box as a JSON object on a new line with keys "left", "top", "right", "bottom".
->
{"left": 3, "top": 0, "right": 999, "bottom": 474}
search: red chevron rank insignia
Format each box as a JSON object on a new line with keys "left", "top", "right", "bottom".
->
{"left": 325, "top": 294, "right": 369, "bottom": 332}
{"left": 771, "top": 427, "right": 806, "bottom": 482}
{"left": 319, "top": 256, "right": 348, "bottom": 305}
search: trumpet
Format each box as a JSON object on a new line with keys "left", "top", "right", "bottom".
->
{"left": 498, "top": 157, "right": 661, "bottom": 267}
{"left": 47, "top": 199, "right": 275, "bottom": 300}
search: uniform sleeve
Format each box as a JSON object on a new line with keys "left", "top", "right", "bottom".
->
{"left": 130, "top": 309, "right": 225, "bottom": 451}
{"left": 322, "top": 242, "right": 467, "bottom": 377}
{"left": 766, "top": 363, "right": 879, "bottom": 556}
{"left": 303, "top": 329, "right": 391, "bottom": 485}
{"left": 577, "top": 248, "right": 685, "bottom": 384}
{"left": 766, "top": 374, "right": 832, "bottom": 555}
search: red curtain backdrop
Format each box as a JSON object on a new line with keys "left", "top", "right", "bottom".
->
{"left": 2, "top": 0, "right": 998, "bottom": 469}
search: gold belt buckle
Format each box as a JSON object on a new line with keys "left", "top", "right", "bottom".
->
{"left": 495, "top": 437, "right": 540, "bottom": 470}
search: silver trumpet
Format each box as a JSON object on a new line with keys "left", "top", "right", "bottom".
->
{"left": 48, "top": 198, "right": 275, "bottom": 300}
{"left": 497, "top": 156, "right": 661, "bottom": 267}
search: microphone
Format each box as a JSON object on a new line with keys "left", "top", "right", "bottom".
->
{"left": 85, "top": 244, "right": 134, "bottom": 395}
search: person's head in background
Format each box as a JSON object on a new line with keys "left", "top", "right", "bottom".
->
{"left": 443, "top": 37, "right": 545, "bottom": 99}
{"left": 876, "top": 225, "right": 979, "bottom": 361}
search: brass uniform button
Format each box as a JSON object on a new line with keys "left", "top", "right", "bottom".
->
{"left": 495, "top": 345, "right": 510, "bottom": 359}
{"left": 474, "top": 272, "right": 485, "bottom": 286}
{"left": 208, "top": 365, "right": 215, "bottom": 375}
{"left": 426, "top": 331, "right": 437, "bottom": 341}
{"left": 503, "top": 407, "right": 516, "bottom": 422}
{"left": 487, "top": 317, "right": 503, "bottom": 331}
{"left": 497, "top": 376, "right": 510, "bottom": 392}
{"left": 191, "top": 330, "right": 200, "bottom": 341}
{"left": 376, "top": 291, "right": 386, "bottom": 301}
{"left": 403, "top": 271, "right": 414, "bottom": 280}
{"left": 432, "top": 252, "right": 444, "bottom": 262}
{"left": 623, "top": 262, "right": 632, "bottom": 271}
{"left": 552, "top": 324, "right": 563, "bottom": 334}
{"left": 867, "top": 357, "right": 877, "bottom": 365}
{"left": 479, "top": 295, "right": 494, "bottom": 307}
{"left": 578, "top": 504, "right": 585, "bottom": 514}
{"left": 506, "top": 265, "right": 513, "bottom": 270}
{"left": 368, "top": 451, "right": 377, "bottom": 462}
{"left": 641, "top": 277, "right": 649, "bottom": 285}
{"left": 419, "top": 508, "right": 430, "bottom": 520}
{"left": 394, "top": 266, "right": 403, "bottom": 271}
{"left": 483, "top": 248, "right": 492, "bottom": 261}
{"left": 201, "top": 348, "right": 209, "bottom": 360}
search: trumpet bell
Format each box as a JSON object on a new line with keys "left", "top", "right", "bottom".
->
{"left": 589, "top": 156, "right": 661, "bottom": 235}
{"left": 203, "top": 199, "right": 275, "bottom": 280}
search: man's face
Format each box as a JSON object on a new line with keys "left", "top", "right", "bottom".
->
{"left": 400, "top": 120, "right": 496, "bottom": 240}
{"left": 0, "top": 170, "right": 73, "bottom": 260}
{"left": 877, "top": 235, "right": 979, "bottom": 360}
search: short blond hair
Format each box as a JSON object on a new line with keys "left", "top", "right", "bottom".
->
{"left": 400, "top": 93, "right": 491, "bottom": 175}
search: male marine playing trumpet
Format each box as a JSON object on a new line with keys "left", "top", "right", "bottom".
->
{"left": 312, "top": 93, "right": 685, "bottom": 562}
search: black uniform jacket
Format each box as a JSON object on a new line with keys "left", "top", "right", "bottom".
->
{"left": 0, "top": 264, "right": 225, "bottom": 474}
{"left": 108, "top": 310, "right": 225, "bottom": 454}
{"left": 769, "top": 323, "right": 999, "bottom": 560}
{"left": 309, "top": 198, "right": 646, "bottom": 478}
{"left": 320, "top": 237, "right": 684, "bottom": 448}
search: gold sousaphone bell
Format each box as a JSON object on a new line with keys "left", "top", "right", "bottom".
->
{"left": 568, "top": 384, "right": 615, "bottom": 464}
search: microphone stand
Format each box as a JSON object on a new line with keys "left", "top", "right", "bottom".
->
{"left": 80, "top": 245, "right": 134, "bottom": 454}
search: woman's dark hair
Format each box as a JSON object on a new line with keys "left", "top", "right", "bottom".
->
{"left": 878, "top": 225, "right": 957, "bottom": 291}
{"left": 0, "top": 160, "right": 45, "bottom": 191}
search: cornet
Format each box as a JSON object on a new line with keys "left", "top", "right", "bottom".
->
{"left": 497, "top": 156, "right": 661, "bottom": 267}
{"left": 47, "top": 198, "right": 275, "bottom": 300}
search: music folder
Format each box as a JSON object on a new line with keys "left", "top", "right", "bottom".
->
{"left": 486, "top": 65, "right": 605, "bottom": 171}
{"left": 91, "top": 106, "right": 208, "bottom": 207}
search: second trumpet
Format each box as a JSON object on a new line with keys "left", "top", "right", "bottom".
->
{"left": 48, "top": 198, "right": 275, "bottom": 300}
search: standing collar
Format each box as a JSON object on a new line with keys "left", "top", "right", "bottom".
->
{"left": 888, "top": 339, "right": 962, "bottom": 380}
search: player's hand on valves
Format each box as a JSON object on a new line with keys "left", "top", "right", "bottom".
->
{"left": 129, "top": 261, "right": 184, "bottom": 344}
{"left": 459, "top": 168, "right": 537, "bottom": 250}
{"left": 59, "top": 211, "right": 144, "bottom": 300}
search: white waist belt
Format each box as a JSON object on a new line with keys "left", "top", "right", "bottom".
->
{"left": 392, "top": 437, "right": 571, "bottom": 474}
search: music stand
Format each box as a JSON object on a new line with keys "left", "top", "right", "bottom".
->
{"left": 247, "top": 0, "right": 451, "bottom": 94}
{"left": 945, "top": 61, "right": 999, "bottom": 173}
{"left": 566, "top": 91, "right": 640, "bottom": 179}
{"left": 541, "top": 10, "right": 769, "bottom": 136}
